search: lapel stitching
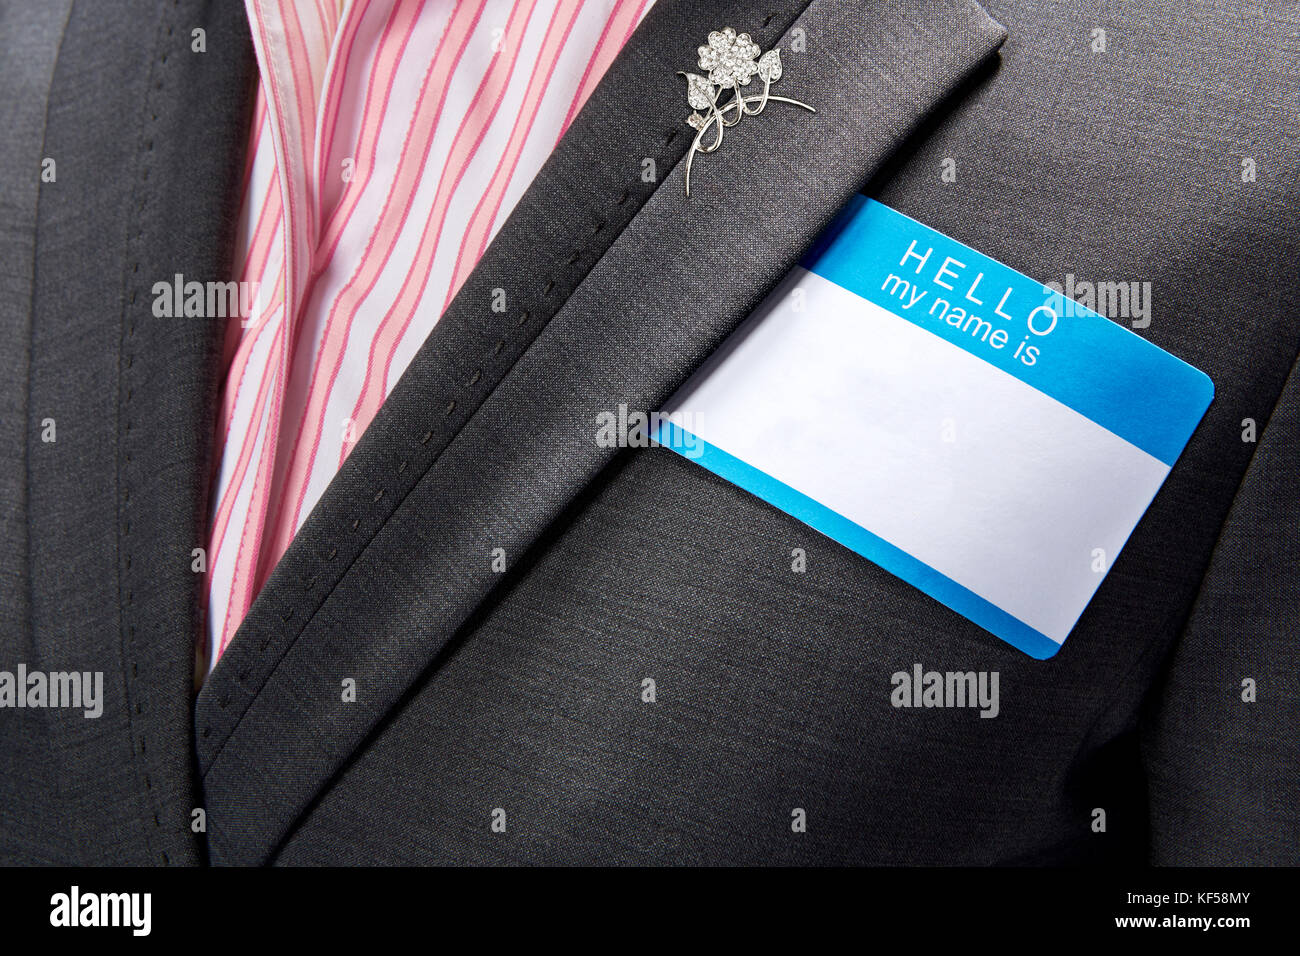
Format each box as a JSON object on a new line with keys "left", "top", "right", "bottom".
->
{"left": 198, "top": 1, "right": 813, "bottom": 768}
{"left": 195, "top": 0, "right": 1007, "bottom": 865}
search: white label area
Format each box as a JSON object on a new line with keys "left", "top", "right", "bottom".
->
{"left": 659, "top": 268, "right": 1174, "bottom": 656}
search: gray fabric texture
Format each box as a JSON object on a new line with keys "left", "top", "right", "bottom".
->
{"left": 1143, "top": 351, "right": 1300, "bottom": 865}
{"left": 0, "top": 0, "right": 1295, "bottom": 866}
{"left": 0, "top": 0, "right": 255, "bottom": 865}
{"left": 0, "top": 0, "right": 74, "bottom": 863}
{"left": 195, "top": 0, "right": 1010, "bottom": 865}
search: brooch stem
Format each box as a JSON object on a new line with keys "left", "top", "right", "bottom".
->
{"left": 679, "top": 27, "right": 815, "bottom": 196}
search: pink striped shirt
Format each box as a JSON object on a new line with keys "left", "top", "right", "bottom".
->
{"left": 206, "top": 0, "right": 653, "bottom": 671}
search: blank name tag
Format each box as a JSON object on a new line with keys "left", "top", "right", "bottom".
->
{"left": 654, "top": 197, "right": 1213, "bottom": 658}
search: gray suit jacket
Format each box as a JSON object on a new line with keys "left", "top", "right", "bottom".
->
{"left": 1, "top": 0, "right": 1296, "bottom": 866}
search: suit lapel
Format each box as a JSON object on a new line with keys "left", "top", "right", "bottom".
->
{"left": 26, "top": 0, "right": 255, "bottom": 864}
{"left": 197, "top": 0, "right": 1007, "bottom": 865}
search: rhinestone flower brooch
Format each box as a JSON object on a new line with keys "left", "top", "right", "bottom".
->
{"left": 677, "top": 27, "right": 815, "bottom": 196}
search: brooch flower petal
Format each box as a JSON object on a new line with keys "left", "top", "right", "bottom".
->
{"left": 676, "top": 27, "right": 815, "bottom": 196}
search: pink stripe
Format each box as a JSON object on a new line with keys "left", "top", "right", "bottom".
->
{"left": 210, "top": 272, "right": 283, "bottom": 519}
{"left": 444, "top": 1, "right": 584, "bottom": 306}
{"left": 214, "top": 321, "right": 288, "bottom": 655}
{"left": 207, "top": 3, "right": 300, "bottom": 634}
{"left": 224, "top": 0, "right": 437, "bottom": 623}
{"left": 278, "top": 0, "right": 321, "bottom": 242}
{"left": 205, "top": 309, "right": 285, "bottom": 614}
{"left": 257, "top": 0, "right": 489, "bottom": 587}
{"left": 223, "top": 303, "right": 293, "bottom": 647}
{"left": 212, "top": 0, "right": 351, "bottom": 650}
{"left": 220, "top": 313, "right": 244, "bottom": 376}
{"left": 238, "top": 166, "right": 279, "bottom": 280}
{"left": 556, "top": 0, "right": 635, "bottom": 140}
{"left": 221, "top": 195, "right": 282, "bottom": 379}
{"left": 238, "top": 177, "right": 283, "bottom": 294}
{"left": 619, "top": 0, "right": 651, "bottom": 47}
{"left": 223, "top": 94, "right": 274, "bottom": 371}
{"left": 210, "top": 272, "right": 283, "bottom": 501}
{"left": 246, "top": 0, "right": 301, "bottom": 307}
{"left": 220, "top": 0, "right": 319, "bottom": 641}
{"left": 314, "top": 0, "right": 374, "bottom": 210}
{"left": 249, "top": 0, "right": 306, "bottom": 328}
{"left": 208, "top": 0, "right": 657, "bottom": 660}
{"left": 237, "top": 90, "right": 269, "bottom": 212}
{"left": 339, "top": 0, "right": 546, "bottom": 461}
{"left": 217, "top": 238, "right": 284, "bottom": 441}
{"left": 213, "top": 255, "right": 285, "bottom": 466}
{"left": 314, "top": 0, "right": 334, "bottom": 37}
{"left": 275, "top": 0, "right": 499, "bottom": 534}
{"left": 316, "top": 0, "right": 428, "bottom": 268}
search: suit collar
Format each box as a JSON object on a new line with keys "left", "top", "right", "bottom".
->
{"left": 197, "top": 0, "right": 1007, "bottom": 865}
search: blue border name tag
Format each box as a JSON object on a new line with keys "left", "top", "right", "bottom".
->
{"left": 654, "top": 197, "right": 1213, "bottom": 658}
